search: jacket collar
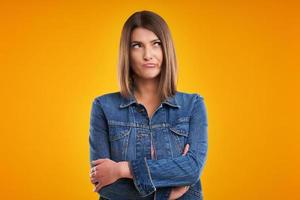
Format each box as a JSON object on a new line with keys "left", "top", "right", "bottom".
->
{"left": 119, "top": 92, "right": 180, "bottom": 108}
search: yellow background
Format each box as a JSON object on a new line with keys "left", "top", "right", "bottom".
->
{"left": 1, "top": 0, "right": 299, "bottom": 199}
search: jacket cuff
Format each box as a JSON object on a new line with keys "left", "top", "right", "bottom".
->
{"left": 155, "top": 187, "right": 172, "bottom": 200}
{"left": 129, "top": 157, "right": 156, "bottom": 197}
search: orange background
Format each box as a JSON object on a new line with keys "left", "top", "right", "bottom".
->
{"left": 1, "top": 0, "right": 299, "bottom": 199}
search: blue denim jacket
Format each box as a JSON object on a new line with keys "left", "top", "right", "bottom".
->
{"left": 89, "top": 91, "right": 208, "bottom": 200}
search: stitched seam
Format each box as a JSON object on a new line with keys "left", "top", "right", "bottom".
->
{"left": 143, "top": 157, "right": 156, "bottom": 192}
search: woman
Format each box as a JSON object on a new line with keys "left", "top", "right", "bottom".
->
{"left": 89, "top": 10, "right": 208, "bottom": 200}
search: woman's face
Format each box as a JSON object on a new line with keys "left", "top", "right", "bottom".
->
{"left": 129, "top": 27, "right": 163, "bottom": 81}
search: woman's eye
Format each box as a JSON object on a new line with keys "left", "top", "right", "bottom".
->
{"left": 154, "top": 42, "right": 161, "bottom": 46}
{"left": 131, "top": 44, "right": 140, "bottom": 48}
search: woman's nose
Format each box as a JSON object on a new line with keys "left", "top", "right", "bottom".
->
{"left": 143, "top": 47, "right": 153, "bottom": 60}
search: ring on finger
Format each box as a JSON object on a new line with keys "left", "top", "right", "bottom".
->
{"left": 91, "top": 166, "right": 96, "bottom": 173}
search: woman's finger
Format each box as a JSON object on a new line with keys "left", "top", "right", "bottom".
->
{"left": 90, "top": 168, "right": 96, "bottom": 178}
{"left": 182, "top": 144, "right": 190, "bottom": 156}
{"left": 90, "top": 171, "right": 96, "bottom": 178}
{"left": 93, "top": 181, "right": 102, "bottom": 192}
{"left": 91, "top": 158, "right": 108, "bottom": 166}
{"left": 90, "top": 166, "right": 97, "bottom": 173}
{"left": 90, "top": 176, "right": 98, "bottom": 184}
{"left": 91, "top": 179, "right": 98, "bottom": 184}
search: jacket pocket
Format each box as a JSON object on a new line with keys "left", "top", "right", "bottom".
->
{"left": 108, "top": 121, "right": 131, "bottom": 161}
{"left": 169, "top": 117, "right": 190, "bottom": 154}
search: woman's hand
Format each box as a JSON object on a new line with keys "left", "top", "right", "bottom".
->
{"left": 168, "top": 144, "right": 190, "bottom": 200}
{"left": 90, "top": 158, "right": 122, "bottom": 192}
{"left": 168, "top": 186, "right": 190, "bottom": 200}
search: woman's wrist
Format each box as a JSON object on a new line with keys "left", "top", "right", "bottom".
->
{"left": 117, "top": 161, "right": 133, "bottom": 179}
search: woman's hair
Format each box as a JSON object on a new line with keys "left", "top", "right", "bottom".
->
{"left": 118, "top": 10, "right": 178, "bottom": 101}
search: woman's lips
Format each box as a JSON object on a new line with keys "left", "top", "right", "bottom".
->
{"left": 142, "top": 63, "right": 156, "bottom": 68}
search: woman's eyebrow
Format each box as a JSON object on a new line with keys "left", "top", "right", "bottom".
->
{"left": 131, "top": 39, "right": 161, "bottom": 43}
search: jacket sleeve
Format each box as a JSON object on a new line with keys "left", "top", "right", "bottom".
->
{"left": 89, "top": 98, "right": 110, "bottom": 164}
{"left": 89, "top": 98, "right": 172, "bottom": 199}
{"left": 90, "top": 97, "right": 114, "bottom": 198}
{"left": 129, "top": 94, "right": 208, "bottom": 197}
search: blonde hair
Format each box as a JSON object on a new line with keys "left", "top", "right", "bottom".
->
{"left": 118, "top": 10, "right": 178, "bottom": 101}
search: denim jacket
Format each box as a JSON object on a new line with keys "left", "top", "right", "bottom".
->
{"left": 89, "top": 91, "right": 208, "bottom": 200}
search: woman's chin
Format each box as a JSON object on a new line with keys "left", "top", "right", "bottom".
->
{"left": 139, "top": 74, "right": 160, "bottom": 80}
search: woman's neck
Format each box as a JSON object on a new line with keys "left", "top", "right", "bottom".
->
{"left": 133, "top": 77, "right": 160, "bottom": 101}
